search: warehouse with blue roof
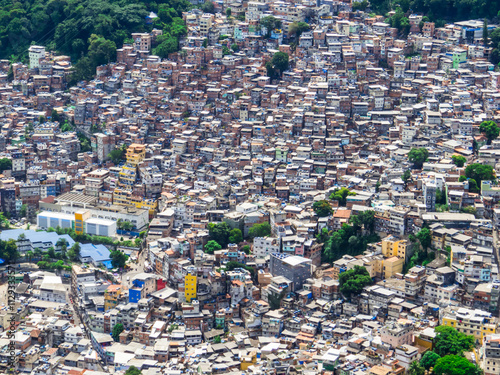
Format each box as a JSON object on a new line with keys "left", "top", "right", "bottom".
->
{"left": 80, "top": 243, "right": 113, "bottom": 269}
{"left": 0, "top": 229, "right": 75, "bottom": 254}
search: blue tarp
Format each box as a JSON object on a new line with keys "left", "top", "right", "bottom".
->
{"left": 101, "top": 260, "right": 113, "bottom": 269}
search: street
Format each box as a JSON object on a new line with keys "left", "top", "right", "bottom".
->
{"left": 121, "top": 247, "right": 148, "bottom": 289}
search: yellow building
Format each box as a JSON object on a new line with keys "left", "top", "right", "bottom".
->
{"left": 118, "top": 165, "right": 138, "bottom": 187}
{"left": 126, "top": 143, "right": 146, "bottom": 165}
{"left": 185, "top": 272, "right": 197, "bottom": 302}
{"left": 104, "top": 285, "right": 122, "bottom": 311}
{"left": 113, "top": 188, "right": 132, "bottom": 206}
{"left": 381, "top": 236, "right": 409, "bottom": 260}
{"left": 131, "top": 197, "right": 158, "bottom": 218}
{"left": 74, "top": 210, "right": 91, "bottom": 235}
{"left": 383, "top": 256, "right": 404, "bottom": 279}
{"left": 113, "top": 144, "right": 157, "bottom": 219}
{"left": 240, "top": 350, "right": 258, "bottom": 370}
{"left": 442, "top": 307, "right": 499, "bottom": 344}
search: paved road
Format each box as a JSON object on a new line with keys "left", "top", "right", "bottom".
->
{"left": 121, "top": 248, "right": 147, "bottom": 289}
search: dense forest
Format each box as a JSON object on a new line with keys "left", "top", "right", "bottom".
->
{"left": 0, "top": 0, "right": 192, "bottom": 82}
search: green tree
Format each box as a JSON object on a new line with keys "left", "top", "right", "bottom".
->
{"left": 402, "top": 169, "right": 412, "bottom": 187}
{"left": 228, "top": 228, "right": 243, "bottom": 244}
{"left": 480, "top": 120, "right": 500, "bottom": 145}
{"left": 241, "top": 245, "right": 251, "bottom": 254}
{"left": 330, "top": 187, "right": 356, "bottom": 206}
{"left": 202, "top": 38, "right": 208, "bottom": 48}
{"left": 153, "top": 35, "right": 179, "bottom": 58}
{"left": 200, "top": 0, "right": 215, "bottom": 13}
{"left": 87, "top": 34, "right": 117, "bottom": 68}
{"left": 352, "top": 0, "right": 369, "bottom": 10}
{"left": 436, "top": 188, "right": 447, "bottom": 205}
{"left": 112, "top": 322, "right": 124, "bottom": 341}
{"left": 124, "top": 366, "right": 141, "bottom": 375}
{"left": 51, "top": 109, "right": 60, "bottom": 123}
{"left": 226, "top": 8, "right": 231, "bottom": 17}
{"left": 260, "top": 16, "right": 282, "bottom": 38}
{"left": 268, "top": 289, "right": 286, "bottom": 310}
{"left": 339, "top": 265, "right": 372, "bottom": 298}
{"left": 452, "top": 155, "right": 466, "bottom": 167}
{"left": 416, "top": 227, "right": 432, "bottom": 251}
{"left": 225, "top": 260, "right": 255, "bottom": 277}
{"left": 108, "top": 145, "right": 126, "bottom": 165}
{"left": 110, "top": 250, "right": 127, "bottom": 268}
{"left": 484, "top": 19, "right": 489, "bottom": 46}
{"left": 434, "top": 326, "right": 474, "bottom": 357}
{"left": 266, "top": 61, "right": 278, "bottom": 80}
{"left": 231, "top": 43, "right": 239, "bottom": 52}
{"left": 68, "top": 242, "right": 81, "bottom": 261}
{"left": 19, "top": 204, "right": 27, "bottom": 218}
{"left": 408, "top": 148, "right": 429, "bottom": 169}
{"left": 204, "top": 240, "right": 221, "bottom": 254}
{"left": 433, "top": 355, "right": 480, "bottom": 375}
{"left": 465, "top": 163, "right": 495, "bottom": 186}
{"left": 0, "top": 158, "right": 12, "bottom": 172}
{"left": 408, "top": 361, "right": 425, "bottom": 375}
{"left": 420, "top": 351, "right": 441, "bottom": 370}
{"left": 213, "top": 335, "right": 222, "bottom": 343}
{"left": 0, "top": 239, "right": 19, "bottom": 263}
{"left": 312, "top": 200, "right": 333, "bottom": 217}
{"left": 316, "top": 227, "right": 329, "bottom": 243}
{"left": 208, "top": 222, "right": 231, "bottom": 248}
{"left": 248, "top": 222, "right": 271, "bottom": 239}
{"left": 288, "top": 21, "right": 310, "bottom": 39}
{"left": 271, "top": 52, "right": 289, "bottom": 76}
{"left": 468, "top": 178, "right": 479, "bottom": 193}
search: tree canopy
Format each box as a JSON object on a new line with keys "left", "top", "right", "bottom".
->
{"left": 112, "top": 323, "right": 124, "bottom": 342}
{"left": 339, "top": 265, "right": 372, "bottom": 298}
{"left": 420, "top": 351, "right": 441, "bottom": 370}
{"left": 0, "top": 158, "right": 12, "bottom": 172}
{"left": 288, "top": 21, "right": 310, "bottom": 39}
{"left": 416, "top": 227, "right": 432, "bottom": 251}
{"left": 108, "top": 144, "right": 127, "bottom": 165}
{"left": 208, "top": 222, "right": 231, "bottom": 248}
{"left": 248, "top": 222, "right": 271, "bottom": 239}
{"left": 402, "top": 169, "right": 412, "bottom": 186}
{"left": 204, "top": 240, "right": 221, "bottom": 254}
{"left": 433, "top": 326, "right": 474, "bottom": 357}
{"left": 260, "top": 16, "right": 282, "bottom": 38}
{"left": 329, "top": 187, "right": 356, "bottom": 206}
{"left": 0, "top": 239, "right": 19, "bottom": 263}
{"left": 408, "top": 148, "right": 429, "bottom": 169}
{"left": 465, "top": 163, "right": 495, "bottom": 187}
{"left": 110, "top": 250, "right": 128, "bottom": 268}
{"left": 124, "top": 365, "right": 142, "bottom": 375}
{"left": 0, "top": 0, "right": 193, "bottom": 83}
{"left": 312, "top": 200, "right": 333, "bottom": 217}
{"left": 228, "top": 228, "right": 243, "bottom": 244}
{"left": 433, "top": 355, "right": 481, "bottom": 375}
{"left": 451, "top": 155, "right": 466, "bottom": 168}
{"left": 479, "top": 120, "right": 500, "bottom": 145}
{"left": 323, "top": 211, "right": 378, "bottom": 263}
{"left": 271, "top": 52, "right": 289, "bottom": 76}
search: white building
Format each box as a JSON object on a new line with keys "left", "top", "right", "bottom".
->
{"left": 39, "top": 275, "right": 66, "bottom": 303}
{"left": 29, "top": 45, "right": 46, "bottom": 69}
{"left": 253, "top": 237, "right": 280, "bottom": 258}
